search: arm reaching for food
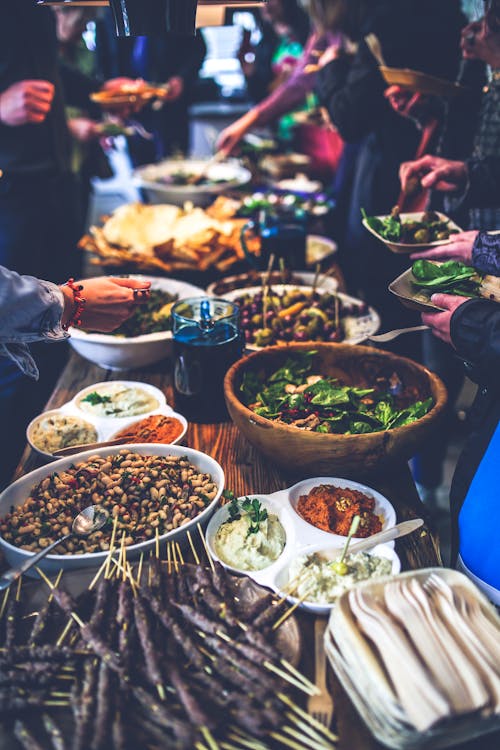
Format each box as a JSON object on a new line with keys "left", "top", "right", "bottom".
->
{"left": 422, "top": 293, "right": 469, "bottom": 346}
{"left": 0, "top": 269, "right": 151, "bottom": 378}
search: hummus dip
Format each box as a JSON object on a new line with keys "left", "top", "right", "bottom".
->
{"left": 77, "top": 383, "right": 159, "bottom": 418}
{"left": 215, "top": 512, "right": 286, "bottom": 571}
{"left": 289, "top": 551, "right": 392, "bottom": 604}
{"left": 31, "top": 414, "right": 97, "bottom": 454}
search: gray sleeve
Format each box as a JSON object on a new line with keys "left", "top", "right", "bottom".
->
{"left": 0, "top": 266, "right": 68, "bottom": 378}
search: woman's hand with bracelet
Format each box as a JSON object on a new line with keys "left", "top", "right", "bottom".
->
{"left": 60, "top": 277, "right": 151, "bottom": 332}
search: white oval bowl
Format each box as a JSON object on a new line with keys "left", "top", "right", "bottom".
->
{"left": 134, "top": 159, "right": 251, "bottom": 206}
{"left": 273, "top": 542, "right": 401, "bottom": 616}
{"left": 69, "top": 276, "right": 205, "bottom": 370}
{"left": 220, "top": 285, "right": 380, "bottom": 347}
{"left": 0, "top": 444, "right": 224, "bottom": 575}
{"left": 26, "top": 409, "right": 105, "bottom": 461}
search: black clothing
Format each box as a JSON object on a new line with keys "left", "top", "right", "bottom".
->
{"left": 0, "top": 1, "right": 71, "bottom": 178}
{"left": 316, "top": 0, "right": 465, "bottom": 334}
{"left": 95, "top": 12, "right": 206, "bottom": 160}
{"left": 449, "top": 299, "right": 500, "bottom": 564}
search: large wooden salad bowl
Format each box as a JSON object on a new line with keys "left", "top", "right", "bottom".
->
{"left": 224, "top": 343, "right": 447, "bottom": 475}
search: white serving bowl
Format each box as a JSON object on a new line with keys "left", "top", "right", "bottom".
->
{"left": 133, "top": 158, "right": 251, "bottom": 206}
{"left": 273, "top": 542, "right": 401, "bottom": 616}
{"left": 26, "top": 409, "right": 106, "bottom": 461}
{"left": 0, "top": 444, "right": 224, "bottom": 575}
{"left": 68, "top": 276, "right": 205, "bottom": 370}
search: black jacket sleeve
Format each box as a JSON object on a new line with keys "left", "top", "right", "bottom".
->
{"left": 451, "top": 298, "right": 500, "bottom": 386}
{"left": 315, "top": 44, "right": 387, "bottom": 144}
{"left": 59, "top": 61, "right": 102, "bottom": 118}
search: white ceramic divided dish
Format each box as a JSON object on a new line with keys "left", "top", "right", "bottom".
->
{"left": 206, "top": 477, "right": 397, "bottom": 612}
{"left": 0, "top": 444, "right": 224, "bottom": 575}
{"left": 206, "top": 495, "right": 297, "bottom": 588}
{"left": 26, "top": 381, "right": 187, "bottom": 461}
{"left": 221, "top": 285, "right": 380, "bottom": 346}
{"left": 68, "top": 276, "right": 205, "bottom": 370}
{"left": 362, "top": 211, "right": 463, "bottom": 255}
{"left": 274, "top": 542, "right": 400, "bottom": 617}
{"left": 133, "top": 159, "right": 251, "bottom": 206}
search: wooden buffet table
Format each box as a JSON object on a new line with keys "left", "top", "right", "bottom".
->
{"left": 12, "top": 351, "right": 492, "bottom": 750}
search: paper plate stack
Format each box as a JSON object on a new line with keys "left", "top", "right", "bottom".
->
{"left": 325, "top": 568, "right": 500, "bottom": 749}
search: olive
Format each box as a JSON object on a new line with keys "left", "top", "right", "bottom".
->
{"left": 282, "top": 314, "right": 293, "bottom": 326}
{"left": 251, "top": 314, "right": 263, "bottom": 327}
{"left": 413, "top": 228, "right": 430, "bottom": 243}
{"left": 329, "top": 330, "right": 343, "bottom": 342}
{"left": 250, "top": 303, "right": 260, "bottom": 315}
{"left": 422, "top": 210, "right": 439, "bottom": 223}
{"left": 255, "top": 328, "right": 274, "bottom": 346}
{"left": 435, "top": 231, "right": 449, "bottom": 241}
{"left": 265, "top": 311, "right": 274, "bottom": 324}
{"left": 244, "top": 330, "right": 253, "bottom": 343}
{"left": 293, "top": 326, "right": 309, "bottom": 342}
{"left": 271, "top": 318, "right": 282, "bottom": 332}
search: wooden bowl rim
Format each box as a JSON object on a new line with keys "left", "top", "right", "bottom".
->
{"left": 224, "top": 343, "right": 448, "bottom": 442}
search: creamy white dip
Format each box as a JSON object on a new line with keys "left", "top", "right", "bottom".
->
{"left": 289, "top": 551, "right": 392, "bottom": 604}
{"left": 31, "top": 414, "right": 97, "bottom": 454}
{"left": 215, "top": 513, "right": 286, "bottom": 571}
{"left": 77, "top": 384, "right": 159, "bottom": 418}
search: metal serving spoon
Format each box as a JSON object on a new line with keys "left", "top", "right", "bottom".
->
{"left": 0, "top": 506, "right": 109, "bottom": 590}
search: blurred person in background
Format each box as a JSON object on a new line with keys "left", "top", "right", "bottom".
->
{"left": 95, "top": 10, "right": 206, "bottom": 163}
{"left": 313, "top": 0, "right": 465, "bottom": 339}
{"left": 0, "top": 1, "right": 141, "bottom": 488}
{"left": 238, "top": 0, "right": 310, "bottom": 142}
{"left": 217, "top": 0, "right": 347, "bottom": 156}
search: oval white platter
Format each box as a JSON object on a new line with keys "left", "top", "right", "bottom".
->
{"left": 220, "top": 285, "right": 380, "bottom": 347}
{"left": 27, "top": 380, "right": 187, "bottom": 461}
{"left": 206, "top": 477, "right": 398, "bottom": 615}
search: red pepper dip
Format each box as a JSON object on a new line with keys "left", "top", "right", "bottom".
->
{"left": 297, "top": 484, "right": 383, "bottom": 537}
{"left": 114, "top": 415, "right": 184, "bottom": 445}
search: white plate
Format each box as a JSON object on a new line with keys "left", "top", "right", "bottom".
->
{"left": 205, "top": 477, "right": 397, "bottom": 612}
{"left": 206, "top": 269, "right": 339, "bottom": 297}
{"left": 26, "top": 381, "right": 187, "bottom": 461}
{"left": 221, "top": 285, "right": 380, "bottom": 347}
{"left": 69, "top": 276, "right": 205, "bottom": 370}
{"left": 362, "top": 211, "right": 463, "bottom": 255}
{"left": 134, "top": 158, "right": 251, "bottom": 206}
{"left": 0, "top": 444, "right": 224, "bottom": 574}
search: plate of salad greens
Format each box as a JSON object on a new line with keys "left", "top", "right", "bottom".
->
{"left": 362, "top": 207, "right": 462, "bottom": 254}
{"left": 389, "top": 260, "right": 499, "bottom": 313}
{"left": 239, "top": 351, "right": 434, "bottom": 436}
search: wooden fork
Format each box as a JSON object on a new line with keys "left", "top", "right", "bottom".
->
{"left": 307, "top": 619, "right": 334, "bottom": 728}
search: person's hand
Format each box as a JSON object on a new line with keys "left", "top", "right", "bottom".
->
{"left": 421, "top": 293, "right": 469, "bottom": 345}
{"left": 399, "top": 155, "right": 468, "bottom": 194}
{"left": 161, "top": 76, "right": 184, "bottom": 102}
{"left": 410, "top": 230, "right": 479, "bottom": 262}
{"left": 60, "top": 277, "right": 151, "bottom": 333}
{"left": 68, "top": 117, "right": 100, "bottom": 143}
{"left": 216, "top": 111, "right": 258, "bottom": 157}
{"left": 0, "top": 80, "right": 54, "bottom": 126}
{"left": 461, "top": 17, "right": 500, "bottom": 68}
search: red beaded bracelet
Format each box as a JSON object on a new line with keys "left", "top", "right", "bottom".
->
{"left": 62, "top": 278, "right": 86, "bottom": 331}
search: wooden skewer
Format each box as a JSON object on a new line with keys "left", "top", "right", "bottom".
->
{"left": 56, "top": 619, "right": 74, "bottom": 648}
{"left": 279, "top": 694, "right": 339, "bottom": 743}
{"left": 271, "top": 730, "right": 330, "bottom": 750}
{"left": 15, "top": 575, "right": 22, "bottom": 602}
{"left": 197, "top": 523, "right": 215, "bottom": 573}
{"left": 89, "top": 558, "right": 109, "bottom": 591}
{"left": 155, "top": 527, "right": 160, "bottom": 560}
{"left": 187, "top": 530, "right": 200, "bottom": 565}
{"left": 171, "top": 542, "right": 179, "bottom": 574}
{"left": 136, "top": 552, "right": 144, "bottom": 587}
{"left": 105, "top": 514, "right": 119, "bottom": 579}
{"left": 280, "top": 658, "right": 320, "bottom": 697}
{"left": 282, "top": 725, "right": 332, "bottom": 750}
{"left": 228, "top": 731, "right": 269, "bottom": 750}
{"left": 273, "top": 584, "right": 315, "bottom": 630}
{"left": 286, "top": 713, "right": 335, "bottom": 746}
{"left": 175, "top": 542, "right": 185, "bottom": 565}
{"left": 264, "top": 661, "right": 317, "bottom": 696}
{"left": 201, "top": 727, "right": 220, "bottom": 750}
{"left": 0, "top": 588, "right": 10, "bottom": 620}
{"left": 49, "top": 569, "right": 64, "bottom": 602}
{"left": 312, "top": 262, "right": 321, "bottom": 296}
{"left": 167, "top": 541, "right": 172, "bottom": 574}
